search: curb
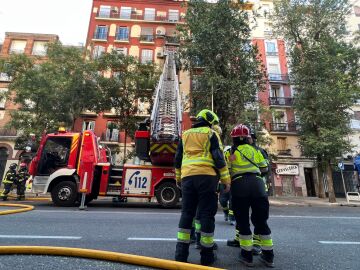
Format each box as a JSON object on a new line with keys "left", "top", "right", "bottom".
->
{"left": 0, "top": 246, "right": 224, "bottom": 270}
{"left": 0, "top": 203, "right": 34, "bottom": 215}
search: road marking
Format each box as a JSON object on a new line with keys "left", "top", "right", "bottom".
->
{"left": 319, "top": 241, "right": 360, "bottom": 245}
{"left": 32, "top": 210, "right": 360, "bottom": 220}
{"left": 0, "top": 235, "right": 81, "bottom": 240}
{"left": 128, "top": 237, "right": 227, "bottom": 242}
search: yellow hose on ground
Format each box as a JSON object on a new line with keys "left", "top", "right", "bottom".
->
{"left": 0, "top": 246, "right": 224, "bottom": 270}
{"left": 0, "top": 203, "right": 34, "bottom": 215}
{"left": 8, "top": 195, "right": 51, "bottom": 201}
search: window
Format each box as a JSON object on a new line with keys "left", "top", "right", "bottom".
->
{"left": 262, "top": 4, "right": 270, "bottom": 18}
{"left": 99, "top": 5, "right": 111, "bottom": 17}
{"left": 9, "top": 40, "right": 27, "bottom": 54}
{"left": 32, "top": 41, "right": 48, "bottom": 56}
{"left": 268, "top": 63, "right": 281, "bottom": 80}
{"left": 82, "top": 120, "right": 95, "bottom": 131}
{"left": 354, "top": 6, "right": 360, "bottom": 16}
{"left": 120, "top": 7, "right": 131, "bottom": 19}
{"left": 92, "top": 45, "right": 105, "bottom": 59}
{"left": 106, "top": 122, "right": 119, "bottom": 142}
{"left": 116, "top": 27, "right": 129, "bottom": 41}
{"left": 358, "top": 24, "right": 360, "bottom": 31}
{"left": 270, "top": 85, "right": 283, "bottom": 98}
{"left": 38, "top": 137, "right": 72, "bottom": 175}
{"left": 0, "top": 88, "right": 8, "bottom": 109}
{"left": 94, "top": 25, "right": 108, "bottom": 40}
{"left": 140, "top": 27, "right": 154, "bottom": 42}
{"left": 277, "top": 137, "right": 287, "bottom": 151}
{"left": 265, "top": 41, "right": 277, "bottom": 55}
{"left": 144, "top": 8, "right": 155, "bottom": 21}
{"left": 168, "top": 9, "right": 179, "bottom": 22}
{"left": 141, "top": 49, "right": 153, "bottom": 64}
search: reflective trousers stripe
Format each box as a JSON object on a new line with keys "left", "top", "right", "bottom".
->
{"left": 200, "top": 233, "right": 214, "bottom": 248}
{"left": 195, "top": 220, "right": 201, "bottom": 232}
{"left": 260, "top": 235, "right": 273, "bottom": 250}
{"left": 177, "top": 229, "right": 191, "bottom": 244}
{"left": 253, "top": 234, "right": 261, "bottom": 246}
{"left": 239, "top": 234, "right": 253, "bottom": 250}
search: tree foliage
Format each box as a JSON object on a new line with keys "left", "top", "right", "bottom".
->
{"left": 272, "top": 0, "right": 360, "bottom": 201}
{"left": 178, "top": 0, "right": 266, "bottom": 143}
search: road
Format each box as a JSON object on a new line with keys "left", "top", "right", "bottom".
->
{"left": 1, "top": 200, "right": 360, "bottom": 270}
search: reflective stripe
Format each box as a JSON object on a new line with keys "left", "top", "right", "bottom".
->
{"left": 182, "top": 158, "right": 215, "bottom": 166}
{"left": 195, "top": 220, "right": 201, "bottom": 232}
{"left": 253, "top": 234, "right": 261, "bottom": 245}
{"left": 200, "top": 232, "right": 214, "bottom": 248}
{"left": 229, "top": 210, "right": 234, "bottom": 215}
{"left": 240, "top": 239, "right": 253, "bottom": 251}
{"left": 177, "top": 229, "right": 191, "bottom": 243}
{"left": 260, "top": 234, "right": 273, "bottom": 250}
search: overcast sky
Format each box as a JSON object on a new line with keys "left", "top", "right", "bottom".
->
{"left": 0, "top": 0, "right": 93, "bottom": 45}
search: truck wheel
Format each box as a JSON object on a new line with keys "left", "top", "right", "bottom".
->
{"left": 51, "top": 181, "right": 78, "bottom": 207}
{"left": 155, "top": 182, "right": 180, "bottom": 208}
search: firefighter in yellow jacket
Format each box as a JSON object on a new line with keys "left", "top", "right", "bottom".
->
{"left": 174, "top": 109, "right": 231, "bottom": 266}
{"left": 229, "top": 124, "right": 274, "bottom": 268}
{"left": 0, "top": 163, "right": 17, "bottom": 201}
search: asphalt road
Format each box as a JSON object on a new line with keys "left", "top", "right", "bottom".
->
{"left": 1, "top": 200, "right": 360, "bottom": 270}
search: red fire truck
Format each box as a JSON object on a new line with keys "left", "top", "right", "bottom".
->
{"left": 29, "top": 52, "right": 183, "bottom": 208}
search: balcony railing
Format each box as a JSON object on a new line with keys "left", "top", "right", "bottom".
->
{"left": 9, "top": 49, "right": 25, "bottom": 54}
{"left": 269, "top": 97, "right": 294, "bottom": 106}
{"left": 270, "top": 122, "right": 299, "bottom": 133}
{"left": 266, "top": 51, "right": 278, "bottom": 56}
{"left": 101, "top": 131, "right": 119, "bottom": 142}
{"left": 96, "top": 11, "right": 184, "bottom": 23}
{"left": 0, "top": 128, "right": 17, "bottom": 137}
{"left": 268, "top": 73, "right": 289, "bottom": 84}
{"left": 140, "top": 35, "right": 154, "bottom": 42}
{"left": 0, "top": 73, "right": 11, "bottom": 82}
{"left": 93, "top": 32, "right": 108, "bottom": 40}
{"left": 165, "top": 36, "right": 180, "bottom": 44}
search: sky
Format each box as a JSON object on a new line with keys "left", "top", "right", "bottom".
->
{"left": 0, "top": 0, "right": 93, "bottom": 45}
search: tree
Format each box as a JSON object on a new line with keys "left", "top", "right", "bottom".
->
{"left": 178, "top": 0, "right": 266, "bottom": 144}
{"left": 96, "top": 51, "right": 160, "bottom": 163}
{"left": 0, "top": 42, "right": 102, "bottom": 139}
{"left": 272, "top": 0, "right": 360, "bottom": 202}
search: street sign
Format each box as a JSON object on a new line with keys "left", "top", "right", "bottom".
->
{"left": 338, "top": 162, "right": 344, "bottom": 171}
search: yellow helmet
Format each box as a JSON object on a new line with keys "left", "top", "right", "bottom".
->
{"left": 196, "top": 109, "right": 219, "bottom": 125}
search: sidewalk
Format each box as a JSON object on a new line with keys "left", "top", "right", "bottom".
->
{"left": 269, "top": 196, "right": 360, "bottom": 207}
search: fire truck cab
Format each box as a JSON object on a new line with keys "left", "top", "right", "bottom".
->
{"left": 30, "top": 129, "right": 180, "bottom": 208}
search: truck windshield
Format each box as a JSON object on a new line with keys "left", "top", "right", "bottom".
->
{"left": 38, "top": 137, "right": 72, "bottom": 175}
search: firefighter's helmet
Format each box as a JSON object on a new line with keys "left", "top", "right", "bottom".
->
{"left": 9, "top": 163, "right": 17, "bottom": 170}
{"left": 230, "top": 124, "right": 251, "bottom": 138}
{"left": 196, "top": 109, "right": 219, "bottom": 125}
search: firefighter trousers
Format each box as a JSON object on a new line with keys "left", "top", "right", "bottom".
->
{"left": 176, "top": 174, "right": 218, "bottom": 262}
{"left": 231, "top": 174, "right": 273, "bottom": 252}
{"left": 1, "top": 182, "right": 13, "bottom": 199}
{"left": 16, "top": 180, "right": 26, "bottom": 197}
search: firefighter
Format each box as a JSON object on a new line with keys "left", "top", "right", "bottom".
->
{"left": 219, "top": 146, "right": 235, "bottom": 225}
{"left": 16, "top": 162, "right": 29, "bottom": 201}
{"left": 174, "top": 109, "right": 231, "bottom": 266}
{"left": 228, "top": 124, "right": 274, "bottom": 268}
{"left": 0, "top": 163, "right": 18, "bottom": 201}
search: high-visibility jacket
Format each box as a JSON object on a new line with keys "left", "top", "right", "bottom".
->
{"left": 175, "top": 126, "right": 230, "bottom": 184}
{"left": 18, "top": 169, "right": 29, "bottom": 182}
{"left": 2, "top": 170, "right": 17, "bottom": 184}
{"left": 229, "top": 144, "right": 268, "bottom": 178}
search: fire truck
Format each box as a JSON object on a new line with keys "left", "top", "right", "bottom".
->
{"left": 29, "top": 52, "right": 183, "bottom": 208}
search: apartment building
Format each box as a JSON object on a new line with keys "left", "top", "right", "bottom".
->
{"left": 0, "top": 32, "right": 59, "bottom": 181}
{"left": 76, "top": 0, "right": 190, "bottom": 164}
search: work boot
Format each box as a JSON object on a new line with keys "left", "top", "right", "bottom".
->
{"left": 259, "top": 250, "right": 274, "bottom": 268}
{"left": 196, "top": 242, "right": 218, "bottom": 250}
{"left": 16, "top": 196, "right": 25, "bottom": 201}
{"left": 227, "top": 239, "right": 240, "bottom": 247}
{"left": 200, "top": 247, "right": 217, "bottom": 266}
{"left": 239, "top": 249, "right": 254, "bottom": 267}
{"left": 252, "top": 244, "right": 262, "bottom": 255}
{"left": 175, "top": 242, "right": 190, "bottom": 263}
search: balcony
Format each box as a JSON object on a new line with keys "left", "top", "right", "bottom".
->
{"left": 165, "top": 36, "right": 180, "bottom": 45}
{"left": 101, "top": 131, "right": 119, "bottom": 143}
{"left": 0, "top": 128, "right": 17, "bottom": 137}
{"left": 268, "top": 73, "right": 289, "bottom": 84}
{"left": 277, "top": 149, "right": 292, "bottom": 156}
{"left": 270, "top": 122, "right": 299, "bottom": 133}
{"left": 266, "top": 51, "right": 278, "bottom": 56}
{"left": 96, "top": 12, "right": 184, "bottom": 23}
{"left": 269, "top": 97, "right": 294, "bottom": 107}
{"left": 140, "top": 35, "right": 155, "bottom": 43}
{"left": 0, "top": 73, "right": 11, "bottom": 82}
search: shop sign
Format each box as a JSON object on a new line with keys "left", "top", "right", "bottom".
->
{"left": 275, "top": 164, "right": 299, "bottom": 175}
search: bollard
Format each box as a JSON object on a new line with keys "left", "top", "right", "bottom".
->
{"left": 79, "top": 192, "right": 87, "bottom": 210}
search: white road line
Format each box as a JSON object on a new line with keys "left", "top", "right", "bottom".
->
{"left": 128, "top": 237, "right": 227, "bottom": 242}
{"left": 319, "top": 241, "right": 360, "bottom": 245}
{"left": 32, "top": 210, "right": 360, "bottom": 220}
{"left": 0, "top": 235, "right": 81, "bottom": 240}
